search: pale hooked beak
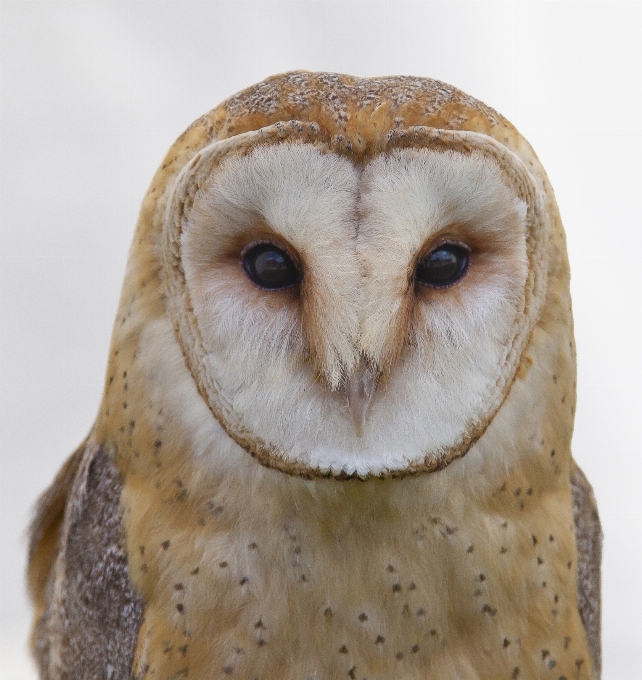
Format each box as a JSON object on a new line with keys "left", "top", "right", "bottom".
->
{"left": 346, "top": 362, "right": 378, "bottom": 437}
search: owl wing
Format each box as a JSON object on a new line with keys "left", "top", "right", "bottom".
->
{"left": 28, "top": 440, "right": 85, "bottom": 615}
{"left": 27, "top": 441, "right": 143, "bottom": 678}
{"left": 570, "top": 461, "right": 602, "bottom": 677}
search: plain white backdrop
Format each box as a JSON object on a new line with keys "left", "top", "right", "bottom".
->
{"left": 1, "top": 1, "right": 640, "bottom": 678}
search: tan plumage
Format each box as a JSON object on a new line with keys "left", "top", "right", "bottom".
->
{"left": 28, "top": 72, "right": 601, "bottom": 679}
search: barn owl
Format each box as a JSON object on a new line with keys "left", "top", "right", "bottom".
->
{"left": 28, "top": 72, "right": 602, "bottom": 680}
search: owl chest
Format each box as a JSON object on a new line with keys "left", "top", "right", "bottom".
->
{"left": 128, "top": 486, "right": 592, "bottom": 680}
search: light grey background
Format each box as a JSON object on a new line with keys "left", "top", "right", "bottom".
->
{"left": 1, "top": 1, "right": 640, "bottom": 678}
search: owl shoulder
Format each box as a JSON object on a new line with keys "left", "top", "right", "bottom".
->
{"left": 27, "top": 441, "right": 143, "bottom": 677}
{"left": 28, "top": 441, "right": 86, "bottom": 611}
{"left": 571, "top": 460, "right": 603, "bottom": 677}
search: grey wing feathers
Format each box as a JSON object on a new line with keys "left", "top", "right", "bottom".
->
{"left": 570, "top": 461, "right": 603, "bottom": 679}
{"left": 28, "top": 441, "right": 85, "bottom": 612}
{"left": 28, "top": 442, "right": 143, "bottom": 679}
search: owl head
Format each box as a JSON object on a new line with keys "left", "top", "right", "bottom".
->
{"left": 101, "top": 72, "right": 563, "bottom": 481}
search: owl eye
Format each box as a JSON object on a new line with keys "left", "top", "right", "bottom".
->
{"left": 241, "top": 242, "right": 301, "bottom": 290}
{"left": 415, "top": 243, "right": 470, "bottom": 288}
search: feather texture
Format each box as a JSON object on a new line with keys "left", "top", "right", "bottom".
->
{"left": 29, "top": 72, "right": 601, "bottom": 680}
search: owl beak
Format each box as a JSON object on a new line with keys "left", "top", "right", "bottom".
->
{"left": 346, "top": 363, "right": 378, "bottom": 437}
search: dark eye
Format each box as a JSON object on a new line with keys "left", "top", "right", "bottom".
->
{"left": 241, "top": 242, "right": 301, "bottom": 290}
{"left": 415, "top": 243, "right": 470, "bottom": 288}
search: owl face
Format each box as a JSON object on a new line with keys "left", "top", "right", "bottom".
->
{"left": 163, "top": 123, "right": 546, "bottom": 479}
